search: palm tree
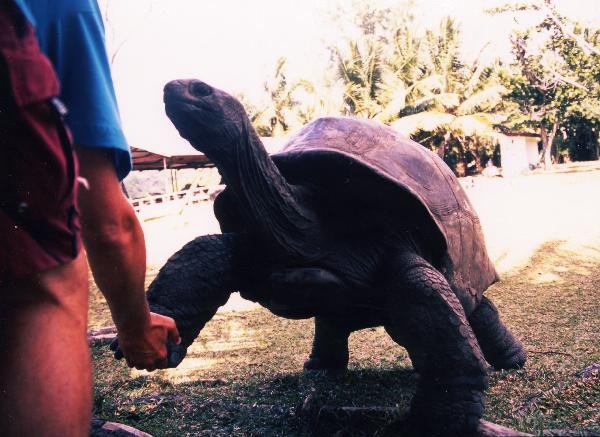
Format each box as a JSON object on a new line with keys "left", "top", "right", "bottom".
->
{"left": 334, "top": 37, "right": 386, "bottom": 118}
{"left": 252, "top": 57, "right": 317, "bottom": 137}
{"left": 334, "top": 15, "right": 441, "bottom": 123}
{"left": 372, "top": 23, "right": 438, "bottom": 123}
{"left": 391, "top": 18, "right": 508, "bottom": 174}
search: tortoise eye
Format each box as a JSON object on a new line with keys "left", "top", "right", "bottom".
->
{"left": 190, "top": 81, "right": 213, "bottom": 97}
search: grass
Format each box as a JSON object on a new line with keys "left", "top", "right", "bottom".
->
{"left": 89, "top": 240, "right": 600, "bottom": 436}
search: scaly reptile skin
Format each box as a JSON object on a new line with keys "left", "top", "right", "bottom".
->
{"left": 146, "top": 233, "right": 243, "bottom": 365}
{"left": 383, "top": 254, "right": 488, "bottom": 436}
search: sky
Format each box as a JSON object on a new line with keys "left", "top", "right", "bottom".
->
{"left": 98, "top": 0, "right": 600, "bottom": 156}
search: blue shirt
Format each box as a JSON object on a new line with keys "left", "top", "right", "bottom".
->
{"left": 15, "top": 0, "right": 132, "bottom": 180}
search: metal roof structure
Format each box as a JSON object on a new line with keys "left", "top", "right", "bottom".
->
{"left": 131, "top": 137, "right": 287, "bottom": 171}
{"left": 131, "top": 147, "right": 211, "bottom": 171}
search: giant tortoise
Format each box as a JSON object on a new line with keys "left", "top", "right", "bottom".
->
{"left": 129, "top": 80, "right": 527, "bottom": 436}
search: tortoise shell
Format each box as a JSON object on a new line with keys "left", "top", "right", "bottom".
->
{"left": 269, "top": 117, "right": 498, "bottom": 312}
{"left": 215, "top": 116, "right": 497, "bottom": 313}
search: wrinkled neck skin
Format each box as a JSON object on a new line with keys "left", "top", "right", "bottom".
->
{"left": 194, "top": 117, "right": 322, "bottom": 265}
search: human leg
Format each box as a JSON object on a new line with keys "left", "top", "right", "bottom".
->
{"left": 0, "top": 252, "right": 91, "bottom": 437}
{"left": 0, "top": 3, "right": 89, "bottom": 434}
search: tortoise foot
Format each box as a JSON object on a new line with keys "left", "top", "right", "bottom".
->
{"left": 394, "top": 384, "right": 484, "bottom": 437}
{"left": 469, "top": 297, "right": 527, "bottom": 371}
{"left": 488, "top": 342, "right": 527, "bottom": 370}
{"left": 303, "top": 354, "right": 348, "bottom": 374}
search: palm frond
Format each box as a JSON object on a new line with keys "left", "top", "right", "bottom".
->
{"left": 391, "top": 111, "right": 456, "bottom": 135}
{"left": 464, "top": 59, "right": 489, "bottom": 98}
{"left": 450, "top": 113, "right": 496, "bottom": 137}
{"left": 410, "top": 92, "right": 460, "bottom": 112}
{"left": 457, "top": 84, "right": 508, "bottom": 115}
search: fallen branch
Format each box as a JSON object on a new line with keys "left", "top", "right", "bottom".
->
{"left": 88, "top": 326, "right": 117, "bottom": 346}
{"left": 91, "top": 417, "right": 153, "bottom": 437}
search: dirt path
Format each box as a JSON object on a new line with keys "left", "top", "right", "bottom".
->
{"left": 467, "top": 166, "right": 600, "bottom": 274}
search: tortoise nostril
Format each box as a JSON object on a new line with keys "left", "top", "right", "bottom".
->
{"left": 190, "top": 81, "right": 213, "bottom": 97}
{"left": 163, "top": 80, "right": 180, "bottom": 97}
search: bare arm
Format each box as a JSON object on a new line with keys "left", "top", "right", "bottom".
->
{"left": 76, "top": 146, "right": 179, "bottom": 370}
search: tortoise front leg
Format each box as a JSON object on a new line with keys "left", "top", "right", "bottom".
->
{"left": 145, "top": 233, "right": 249, "bottom": 366}
{"left": 383, "top": 254, "right": 488, "bottom": 436}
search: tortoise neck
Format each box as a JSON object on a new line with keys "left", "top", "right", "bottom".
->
{"left": 210, "top": 122, "right": 320, "bottom": 262}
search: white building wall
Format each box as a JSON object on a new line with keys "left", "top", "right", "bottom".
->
{"left": 525, "top": 137, "right": 540, "bottom": 168}
{"left": 498, "top": 134, "right": 540, "bottom": 176}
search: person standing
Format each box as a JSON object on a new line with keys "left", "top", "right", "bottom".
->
{"left": 19, "top": 0, "right": 181, "bottom": 371}
{"left": 0, "top": 1, "right": 179, "bottom": 435}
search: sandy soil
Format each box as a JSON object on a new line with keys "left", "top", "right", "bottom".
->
{"left": 140, "top": 161, "right": 600, "bottom": 312}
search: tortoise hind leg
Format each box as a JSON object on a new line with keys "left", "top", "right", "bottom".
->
{"left": 304, "top": 316, "right": 378, "bottom": 372}
{"left": 260, "top": 267, "right": 369, "bottom": 373}
{"left": 304, "top": 317, "right": 351, "bottom": 372}
{"left": 468, "top": 296, "right": 527, "bottom": 370}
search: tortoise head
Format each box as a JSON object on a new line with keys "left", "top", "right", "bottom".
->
{"left": 164, "top": 79, "right": 250, "bottom": 159}
{"left": 164, "top": 79, "right": 322, "bottom": 263}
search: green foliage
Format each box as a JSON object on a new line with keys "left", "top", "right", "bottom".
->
{"left": 389, "top": 17, "right": 508, "bottom": 175}
{"left": 560, "top": 115, "right": 600, "bottom": 161}
{"left": 334, "top": 37, "right": 386, "bottom": 118}
{"left": 494, "top": 0, "right": 600, "bottom": 166}
{"left": 328, "top": 3, "right": 507, "bottom": 175}
{"left": 422, "top": 17, "right": 464, "bottom": 94}
{"left": 238, "top": 0, "right": 598, "bottom": 174}
{"left": 243, "top": 58, "right": 318, "bottom": 137}
{"left": 328, "top": 1, "right": 424, "bottom": 121}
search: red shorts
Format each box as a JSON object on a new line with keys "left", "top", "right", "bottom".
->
{"left": 0, "top": 2, "right": 81, "bottom": 285}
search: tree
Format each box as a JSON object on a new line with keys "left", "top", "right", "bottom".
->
{"left": 561, "top": 115, "right": 600, "bottom": 161}
{"left": 329, "top": 7, "right": 509, "bottom": 175}
{"left": 334, "top": 37, "right": 386, "bottom": 118}
{"left": 490, "top": 0, "right": 600, "bottom": 168}
{"left": 554, "top": 23, "right": 600, "bottom": 161}
{"left": 246, "top": 58, "right": 317, "bottom": 137}
{"left": 391, "top": 18, "right": 508, "bottom": 174}
{"left": 328, "top": 0, "right": 429, "bottom": 121}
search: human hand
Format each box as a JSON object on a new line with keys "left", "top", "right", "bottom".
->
{"left": 110, "top": 312, "right": 181, "bottom": 371}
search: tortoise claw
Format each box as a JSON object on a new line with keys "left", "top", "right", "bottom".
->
{"left": 166, "top": 340, "right": 188, "bottom": 368}
{"left": 107, "top": 338, "right": 188, "bottom": 368}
